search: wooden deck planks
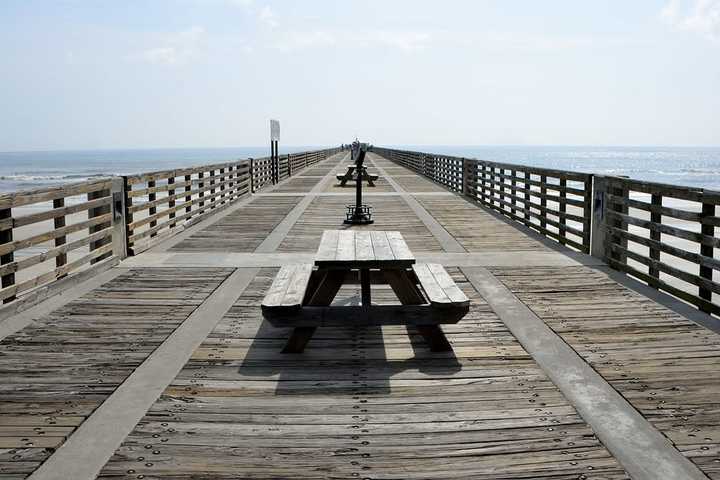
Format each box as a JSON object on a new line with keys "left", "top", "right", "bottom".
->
{"left": 0, "top": 268, "right": 233, "bottom": 479}
{"left": 277, "top": 196, "right": 444, "bottom": 254}
{"left": 97, "top": 268, "right": 628, "bottom": 479}
{"left": 170, "top": 196, "right": 303, "bottom": 252}
{"left": 414, "top": 195, "right": 550, "bottom": 252}
{"left": 273, "top": 176, "right": 325, "bottom": 193}
{"left": 490, "top": 265, "right": 720, "bottom": 479}
{"left": 392, "top": 175, "right": 449, "bottom": 193}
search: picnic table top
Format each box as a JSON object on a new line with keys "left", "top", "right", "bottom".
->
{"left": 314, "top": 230, "right": 415, "bottom": 269}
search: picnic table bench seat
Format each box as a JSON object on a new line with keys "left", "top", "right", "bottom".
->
{"left": 261, "top": 263, "right": 469, "bottom": 326}
{"left": 412, "top": 264, "right": 470, "bottom": 309}
{"left": 260, "top": 264, "right": 313, "bottom": 317}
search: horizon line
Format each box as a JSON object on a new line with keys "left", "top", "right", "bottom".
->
{"left": 3, "top": 143, "right": 720, "bottom": 154}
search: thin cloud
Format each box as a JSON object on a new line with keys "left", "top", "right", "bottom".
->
{"left": 259, "top": 5, "right": 279, "bottom": 28}
{"left": 271, "top": 29, "right": 430, "bottom": 52}
{"left": 661, "top": 0, "right": 720, "bottom": 42}
{"left": 269, "top": 28, "right": 629, "bottom": 54}
{"left": 273, "top": 30, "right": 336, "bottom": 52}
{"left": 131, "top": 26, "right": 206, "bottom": 66}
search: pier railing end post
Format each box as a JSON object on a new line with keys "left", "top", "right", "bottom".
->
{"left": 590, "top": 175, "right": 606, "bottom": 261}
{"left": 249, "top": 158, "right": 255, "bottom": 193}
{"left": 111, "top": 177, "right": 128, "bottom": 261}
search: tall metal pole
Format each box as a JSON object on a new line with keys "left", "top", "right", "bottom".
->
{"left": 344, "top": 141, "right": 373, "bottom": 225}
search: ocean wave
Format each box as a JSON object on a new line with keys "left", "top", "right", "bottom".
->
{"left": 0, "top": 173, "right": 111, "bottom": 182}
{"left": 602, "top": 167, "right": 720, "bottom": 176}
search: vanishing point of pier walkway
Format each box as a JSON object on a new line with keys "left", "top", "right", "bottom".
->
{"left": 2, "top": 151, "right": 720, "bottom": 479}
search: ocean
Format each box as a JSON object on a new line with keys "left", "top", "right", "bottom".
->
{"left": 1, "top": 145, "right": 720, "bottom": 193}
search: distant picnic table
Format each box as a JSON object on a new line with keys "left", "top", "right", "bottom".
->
{"left": 262, "top": 230, "right": 469, "bottom": 353}
{"left": 336, "top": 164, "right": 379, "bottom": 186}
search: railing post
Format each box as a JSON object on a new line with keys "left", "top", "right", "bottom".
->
{"left": 590, "top": 175, "right": 607, "bottom": 260}
{"left": 648, "top": 193, "right": 662, "bottom": 283}
{"left": 53, "top": 197, "right": 68, "bottom": 279}
{"left": 539, "top": 174, "right": 547, "bottom": 229}
{"left": 110, "top": 177, "right": 127, "bottom": 261}
{"left": 184, "top": 174, "right": 192, "bottom": 214}
{"left": 124, "top": 177, "right": 134, "bottom": 256}
{"left": 558, "top": 178, "right": 566, "bottom": 245}
{"left": 148, "top": 180, "right": 157, "bottom": 237}
{"left": 168, "top": 175, "right": 176, "bottom": 228}
{"left": 88, "top": 185, "right": 112, "bottom": 264}
{"left": 582, "top": 177, "right": 593, "bottom": 253}
{"left": 510, "top": 169, "right": 517, "bottom": 216}
{"left": 500, "top": 168, "right": 506, "bottom": 211}
{"left": 0, "top": 207, "right": 15, "bottom": 303}
{"left": 524, "top": 171, "right": 531, "bottom": 222}
{"left": 699, "top": 195, "right": 714, "bottom": 311}
{"left": 249, "top": 158, "right": 255, "bottom": 193}
{"left": 198, "top": 172, "right": 205, "bottom": 208}
{"left": 461, "top": 158, "right": 468, "bottom": 196}
{"left": 209, "top": 169, "right": 216, "bottom": 209}
{"left": 600, "top": 176, "right": 629, "bottom": 264}
{"left": 479, "top": 163, "right": 487, "bottom": 205}
{"left": 218, "top": 167, "right": 225, "bottom": 204}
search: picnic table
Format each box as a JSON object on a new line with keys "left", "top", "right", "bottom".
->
{"left": 262, "top": 230, "right": 469, "bottom": 353}
{"left": 336, "top": 164, "right": 378, "bottom": 186}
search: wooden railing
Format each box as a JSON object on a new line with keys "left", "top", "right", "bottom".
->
{"left": 125, "top": 161, "right": 251, "bottom": 255}
{"left": 251, "top": 157, "right": 273, "bottom": 193}
{"left": 375, "top": 148, "right": 465, "bottom": 192}
{"left": 278, "top": 155, "right": 290, "bottom": 182}
{"left": 260, "top": 147, "right": 343, "bottom": 186}
{"left": 0, "top": 178, "right": 125, "bottom": 313}
{"left": 373, "top": 147, "right": 593, "bottom": 253}
{"left": 289, "top": 152, "right": 307, "bottom": 173}
{"left": 0, "top": 146, "right": 343, "bottom": 316}
{"left": 469, "top": 161, "right": 593, "bottom": 253}
{"left": 375, "top": 146, "right": 720, "bottom": 318}
{"left": 596, "top": 176, "right": 720, "bottom": 315}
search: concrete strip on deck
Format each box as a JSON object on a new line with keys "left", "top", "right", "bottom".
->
{"left": 255, "top": 191, "right": 455, "bottom": 197}
{"left": 117, "top": 250, "right": 605, "bottom": 269}
{"left": 148, "top": 152, "right": 348, "bottom": 254}
{"left": 462, "top": 266, "right": 707, "bottom": 480}
{"left": 370, "top": 156, "right": 466, "bottom": 253}
{"left": 255, "top": 152, "right": 349, "bottom": 252}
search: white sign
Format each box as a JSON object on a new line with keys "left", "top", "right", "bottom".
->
{"left": 270, "top": 119, "right": 280, "bottom": 142}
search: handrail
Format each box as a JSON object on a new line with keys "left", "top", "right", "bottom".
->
{"left": 373, "top": 145, "right": 720, "bottom": 318}
{"left": 0, "top": 145, "right": 344, "bottom": 317}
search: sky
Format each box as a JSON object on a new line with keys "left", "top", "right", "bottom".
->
{"left": 0, "top": 0, "right": 718, "bottom": 151}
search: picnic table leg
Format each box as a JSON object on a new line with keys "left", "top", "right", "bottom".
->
{"left": 282, "top": 269, "right": 344, "bottom": 353}
{"left": 384, "top": 269, "right": 453, "bottom": 352}
{"left": 339, "top": 166, "right": 355, "bottom": 186}
{"left": 362, "top": 169, "right": 375, "bottom": 187}
{"left": 383, "top": 269, "right": 424, "bottom": 304}
{"left": 360, "top": 269, "right": 371, "bottom": 306}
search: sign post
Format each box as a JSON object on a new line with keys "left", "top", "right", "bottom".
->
{"left": 270, "top": 119, "right": 280, "bottom": 184}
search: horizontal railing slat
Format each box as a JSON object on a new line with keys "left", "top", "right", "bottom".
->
{"left": 0, "top": 179, "right": 114, "bottom": 209}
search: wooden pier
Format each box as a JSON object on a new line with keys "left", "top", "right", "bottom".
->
{"left": 1, "top": 148, "right": 720, "bottom": 479}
